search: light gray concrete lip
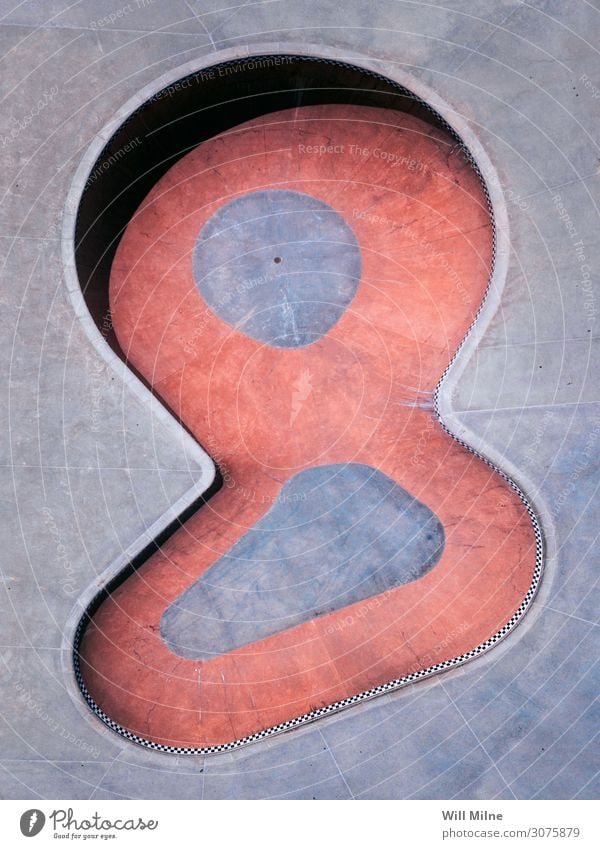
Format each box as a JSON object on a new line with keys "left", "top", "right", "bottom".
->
{"left": 60, "top": 42, "right": 548, "bottom": 754}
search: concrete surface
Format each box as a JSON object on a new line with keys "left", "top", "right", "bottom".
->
{"left": 0, "top": 0, "right": 597, "bottom": 798}
{"left": 193, "top": 189, "right": 362, "bottom": 347}
{"left": 161, "top": 462, "right": 445, "bottom": 659}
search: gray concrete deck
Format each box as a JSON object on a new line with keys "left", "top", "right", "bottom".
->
{"left": 0, "top": 0, "right": 597, "bottom": 799}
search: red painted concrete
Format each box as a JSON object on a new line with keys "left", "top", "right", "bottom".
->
{"left": 80, "top": 105, "right": 536, "bottom": 748}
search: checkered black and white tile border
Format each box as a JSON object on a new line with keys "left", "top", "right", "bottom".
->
{"left": 72, "top": 55, "right": 544, "bottom": 755}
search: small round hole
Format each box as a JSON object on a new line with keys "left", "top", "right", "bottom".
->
{"left": 273, "top": 256, "right": 282, "bottom": 264}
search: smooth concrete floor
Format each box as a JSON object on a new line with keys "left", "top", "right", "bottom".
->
{"left": 160, "top": 463, "right": 447, "bottom": 660}
{"left": 0, "top": 1, "right": 597, "bottom": 798}
{"left": 78, "top": 104, "right": 537, "bottom": 750}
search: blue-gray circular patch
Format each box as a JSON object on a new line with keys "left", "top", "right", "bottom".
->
{"left": 193, "top": 189, "right": 362, "bottom": 347}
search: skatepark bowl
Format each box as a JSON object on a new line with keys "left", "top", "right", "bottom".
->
{"left": 71, "top": 55, "right": 541, "bottom": 754}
